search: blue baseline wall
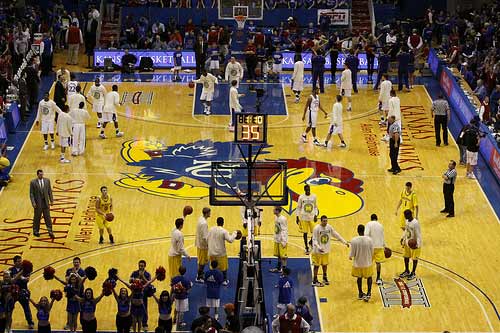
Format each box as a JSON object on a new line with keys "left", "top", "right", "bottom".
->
{"left": 428, "top": 49, "right": 500, "bottom": 217}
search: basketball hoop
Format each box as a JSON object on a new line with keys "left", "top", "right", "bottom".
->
{"left": 235, "top": 15, "right": 247, "bottom": 30}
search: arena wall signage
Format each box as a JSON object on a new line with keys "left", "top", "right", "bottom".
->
{"left": 94, "top": 50, "right": 378, "bottom": 70}
{"left": 317, "top": 9, "right": 350, "bottom": 25}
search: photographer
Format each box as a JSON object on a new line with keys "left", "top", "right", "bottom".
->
{"left": 463, "top": 118, "right": 481, "bottom": 179}
{"left": 121, "top": 49, "right": 137, "bottom": 74}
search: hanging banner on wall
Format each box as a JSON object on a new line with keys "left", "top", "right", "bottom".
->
{"left": 317, "top": 9, "right": 350, "bottom": 25}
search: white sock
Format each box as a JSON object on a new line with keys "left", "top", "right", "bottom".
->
{"left": 348, "top": 102, "right": 352, "bottom": 108}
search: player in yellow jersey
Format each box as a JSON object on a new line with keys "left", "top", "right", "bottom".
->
{"left": 395, "top": 182, "right": 418, "bottom": 230}
{"left": 95, "top": 186, "right": 115, "bottom": 244}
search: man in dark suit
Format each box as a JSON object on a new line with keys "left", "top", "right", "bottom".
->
{"left": 29, "top": 169, "right": 54, "bottom": 238}
{"left": 194, "top": 35, "right": 208, "bottom": 78}
{"left": 54, "top": 75, "right": 67, "bottom": 123}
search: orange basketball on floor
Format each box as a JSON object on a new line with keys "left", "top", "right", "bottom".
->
{"left": 105, "top": 213, "right": 114, "bottom": 222}
{"left": 384, "top": 247, "right": 392, "bottom": 258}
{"left": 183, "top": 205, "right": 193, "bottom": 217}
{"left": 408, "top": 239, "right": 417, "bottom": 249}
{"left": 188, "top": 81, "right": 195, "bottom": 88}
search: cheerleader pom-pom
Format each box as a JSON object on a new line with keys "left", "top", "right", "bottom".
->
{"left": 102, "top": 281, "right": 114, "bottom": 297}
{"left": 155, "top": 266, "right": 166, "bottom": 281}
{"left": 21, "top": 260, "right": 33, "bottom": 275}
{"left": 50, "top": 289, "right": 63, "bottom": 301}
{"left": 43, "top": 266, "right": 55, "bottom": 280}
{"left": 144, "top": 284, "right": 156, "bottom": 297}
{"left": 108, "top": 268, "right": 118, "bottom": 280}
{"left": 130, "top": 280, "right": 143, "bottom": 292}
{"left": 84, "top": 266, "right": 97, "bottom": 281}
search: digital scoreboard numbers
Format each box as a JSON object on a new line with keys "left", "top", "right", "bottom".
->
{"left": 234, "top": 113, "right": 268, "bottom": 144}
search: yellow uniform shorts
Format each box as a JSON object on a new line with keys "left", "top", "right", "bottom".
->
{"left": 403, "top": 245, "right": 421, "bottom": 260}
{"left": 351, "top": 265, "right": 373, "bottom": 278}
{"left": 311, "top": 253, "right": 329, "bottom": 267}
{"left": 209, "top": 255, "right": 228, "bottom": 271}
{"left": 298, "top": 220, "right": 315, "bottom": 234}
{"left": 373, "top": 248, "right": 385, "bottom": 263}
{"left": 168, "top": 255, "right": 182, "bottom": 276}
{"left": 197, "top": 248, "right": 208, "bottom": 266}
{"left": 273, "top": 242, "right": 288, "bottom": 258}
{"left": 242, "top": 224, "right": 260, "bottom": 237}
{"left": 96, "top": 215, "right": 110, "bottom": 230}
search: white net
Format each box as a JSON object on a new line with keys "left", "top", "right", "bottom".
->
{"left": 235, "top": 15, "right": 246, "bottom": 29}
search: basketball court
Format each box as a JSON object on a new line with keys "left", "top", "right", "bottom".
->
{"left": 1, "top": 71, "right": 500, "bottom": 332}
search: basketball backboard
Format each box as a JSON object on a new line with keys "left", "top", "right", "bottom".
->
{"left": 209, "top": 160, "right": 288, "bottom": 206}
{"left": 219, "top": 0, "right": 263, "bottom": 20}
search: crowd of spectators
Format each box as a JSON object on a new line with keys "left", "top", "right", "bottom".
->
{"left": 124, "top": 0, "right": 350, "bottom": 9}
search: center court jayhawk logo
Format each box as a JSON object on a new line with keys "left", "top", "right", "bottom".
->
{"left": 116, "top": 139, "right": 364, "bottom": 218}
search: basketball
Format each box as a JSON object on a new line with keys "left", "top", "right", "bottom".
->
{"left": 183, "top": 205, "right": 193, "bottom": 217}
{"left": 408, "top": 239, "right": 417, "bottom": 249}
{"left": 188, "top": 81, "right": 195, "bottom": 88}
{"left": 384, "top": 247, "right": 392, "bottom": 258}
{"left": 255, "top": 67, "right": 261, "bottom": 76}
{"left": 235, "top": 230, "right": 243, "bottom": 240}
{"left": 105, "top": 213, "right": 114, "bottom": 222}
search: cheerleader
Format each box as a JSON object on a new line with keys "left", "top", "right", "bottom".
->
{"left": 112, "top": 288, "right": 132, "bottom": 333}
{"left": 116, "top": 275, "right": 156, "bottom": 333}
{"left": 54, "top": 273, "right": 86, "bottom": 332}
{"left": 29, "top": 296, "right": 56, "bottom": 333}
{"left": 1, "top": 271, "right": 15, "bottom": 333}
{"left": 74, "top": 288, "right": 104, "bottom": 333}
{"left": 152, "top": 291, "right": 173, "bottom": 333}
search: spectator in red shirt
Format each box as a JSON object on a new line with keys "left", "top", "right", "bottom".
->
{"left": 244, "top": 40, "right": 257, "bottom": 80}
{"left": 254, "top": 29, "right": 265, "bottom": 47}
{"left": 185, "top": 19, "right": 195, "bottom": 33}
{"left": 208, "top": 26, "right": 219, "bottom": 45}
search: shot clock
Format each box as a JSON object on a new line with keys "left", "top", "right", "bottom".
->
{"left": 234, "top": 113, "right": 268, "bottom": 144}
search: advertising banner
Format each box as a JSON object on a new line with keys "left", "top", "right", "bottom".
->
{"left": 95, "top": 50, "right": 378, "bottom": 70}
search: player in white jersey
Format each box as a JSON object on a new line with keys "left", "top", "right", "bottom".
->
{"left": 324, "top": 95, "right": 347, "bottom": 148}
{"left": 67, "top": 73, "right": 79, "bottom": 100}
{"left": 350, "top": 224, "right": 374, "bottom": 301}
{"left": 340, "top": 63, "right": 353, "bottom": 111}
{"left": 207, "top": 217, "right": 238, "bottom": 286}
{"left": 100, "top": 85, "right": 124, "bottom": 139}
{"left": 36, "top": 92, "right": 62, "bottom": 150}
{"left": 86, "top": 78, "right": 107, "bottom": 128}
{"left": 296, "top": 184, "right": 318, "bottom": 254}
{"left": 291, "top": 54, "right": 304, "bottom": 103}
{"left": 225, "top": 57, "right": 244, "bottom": 88}
{"left": 195, "top": 207, "right": 211, "bottom": 283}
{"left": 56, "top": 105, "right": 73, "bottom": 163}
{"left": 311, "top": 215, "right": 349, "bottom": 287}
{"left": 383, "top": 89, "right": 402, "bottom": 142}
{"left": 68, "top": 101, "right": 90, "bottom": 156}
{"left": 378, "top": 74, "right": 392, "bottom": 124}
{"left": 364, "top": 213, "right": 385, "bottom": 285}
{"left": 301, "top": 87, "right": 328, "bottom": 146}
{"left": 192, "top": 69, "right": 218, "bottom": 115}
{"left": 228, "top": 80, "right": 244, "bottom": 132}
{"left": 270, "top": 207, "right": 288, "bottom": 273}
{"left": 68, "top": 85, "right": 86, "bottom": 111}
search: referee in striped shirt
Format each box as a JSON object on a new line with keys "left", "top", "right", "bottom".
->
{"left": 431, "top": 94, "right": 451, "bottom": 146}
{"left": 441, "top": 160, "right": 457, "bottom": 217}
